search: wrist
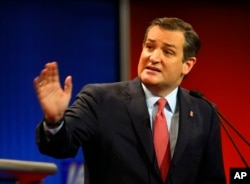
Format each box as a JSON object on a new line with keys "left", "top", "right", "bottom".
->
{"left": 44, "top": 116, "right": 64, "bottom": 128}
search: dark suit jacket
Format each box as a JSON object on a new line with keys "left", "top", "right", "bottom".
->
{"left": 36, "top": 77, "right": 226, "bottom": 184}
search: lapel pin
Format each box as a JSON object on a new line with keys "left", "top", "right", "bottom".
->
{"left": 189, "top": 111, "right": 194, "bottom": 117}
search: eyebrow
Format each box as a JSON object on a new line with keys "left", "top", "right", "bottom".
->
{"left": 146, "top": 39, "right": 177, "bottom": 50}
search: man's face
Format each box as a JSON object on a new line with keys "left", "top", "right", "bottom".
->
{"left": 138, "top": 26, "right": 196, "bottom": 96}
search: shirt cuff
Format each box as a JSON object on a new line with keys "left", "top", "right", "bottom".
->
{"left": 43, "top": 121, "right": 64, "bottom": 135}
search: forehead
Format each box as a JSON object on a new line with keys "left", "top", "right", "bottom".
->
{"left": 146, "top": 26, "right": 185, "bottom": 48}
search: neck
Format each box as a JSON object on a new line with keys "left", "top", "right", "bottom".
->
{"left": 144, "top": 84, "right": 178, "bottom": 97}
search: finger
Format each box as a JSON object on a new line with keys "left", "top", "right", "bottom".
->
{"left": 39, "top": 68, "right": 49, "bottom": 84}
{"left": 40, "top": 62, "right": 52, "bottom": 82}
{"left": 33, "top": 76, "right": 40, "bottom": 91}
{"left": 50, "top": 61, "right": 60, "bottom": 83}
{"left": 44, "top": 62, "right": 54, "bottom": 83}
{"left": 34, "top": 77, "right": 47, "bottom": 90}
{"left": 64, "top": 76, "right": 73, "bottom": 96}
{"left": 37, "top": 63, "right": 52, "bottom": 88}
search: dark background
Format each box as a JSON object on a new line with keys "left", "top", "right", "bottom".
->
{"left": 0, "top": 0, "right": 119, "bottom": 183}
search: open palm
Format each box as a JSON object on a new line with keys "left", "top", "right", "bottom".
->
{"left": 33, "top": 62, "right": 72, "bottom": 122}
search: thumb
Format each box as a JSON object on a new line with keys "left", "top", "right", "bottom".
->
{"left": 64, "top": 76, "right": 73, "bottom": 96}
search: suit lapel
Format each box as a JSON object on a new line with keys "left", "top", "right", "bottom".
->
{"left": 171, "top": 88, "right": 196, "bottom": 166}
{"left": 123, "top": 80, "right": 198, "bottom": 180}
{"left": 123, "top": 78, "right": 157, "bottom": 168}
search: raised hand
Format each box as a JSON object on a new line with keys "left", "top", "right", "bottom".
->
{"left": 33, "top": 61, "right": 73, "bottom": 123}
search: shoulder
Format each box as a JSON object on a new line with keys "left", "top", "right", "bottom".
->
{"left": 178, "top": 87, "right": 215, "bottom": 111}
{"left": 77, "top": 77, "right": 141, "bottom": 97}
{"left": 81, "top": 79, "right": 135, "bottom": 91}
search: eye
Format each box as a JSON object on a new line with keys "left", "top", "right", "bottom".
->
{"left": 164, "top": 50, "right": 174, "bottom": 56}
{"left": 145, "top": 44, "right": 153, "bottom": 50}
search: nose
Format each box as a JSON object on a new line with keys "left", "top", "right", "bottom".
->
{"left": 149, "top": 49, "right": 161, "bottom": 63}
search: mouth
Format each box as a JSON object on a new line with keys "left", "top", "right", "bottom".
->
{"left": 145, "top": 66, "right": 161, "bottom": 73}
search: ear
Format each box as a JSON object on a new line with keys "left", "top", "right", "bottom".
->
{"left": 182, "top": 57, "right": 197, "bottom": 75}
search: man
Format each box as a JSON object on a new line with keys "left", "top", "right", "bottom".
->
{"left": 34, "top": 17, "right": 226, "bottom": 184}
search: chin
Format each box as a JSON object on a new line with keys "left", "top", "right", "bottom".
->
{"left": 140, "top": 76, "right": 158, "bottom": 86}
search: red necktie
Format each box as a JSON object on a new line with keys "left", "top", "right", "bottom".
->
{"left": 153, "top": 98, "right": 171, "bottom": 182}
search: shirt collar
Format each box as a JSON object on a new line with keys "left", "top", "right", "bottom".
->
{"left": 141, "top": 83, "right": 178, "bottom": 112}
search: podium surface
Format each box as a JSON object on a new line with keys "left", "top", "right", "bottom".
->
{"left": 0, "top": 159, "right": 57, "bottom": 184}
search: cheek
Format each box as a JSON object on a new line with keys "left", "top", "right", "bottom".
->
{"left": 137, "top": 55, "right": 147, "bottom": 72}
{"left": 164, "top": 64, "right": 183, "bottom": 78}
{"left": 137, "top": 61, "right": 144, "bottom": 75}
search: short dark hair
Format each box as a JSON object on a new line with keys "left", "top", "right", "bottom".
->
{"left": 143, "top": 17, "right": 201, "bottom": 62}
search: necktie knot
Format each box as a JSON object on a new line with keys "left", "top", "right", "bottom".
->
{"left": 157, "top": 98, "right": 167, "bottom": 111}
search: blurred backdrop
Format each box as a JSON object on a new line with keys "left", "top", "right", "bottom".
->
{"left": 0, "top": 0, "right": 119, "bottom": 183}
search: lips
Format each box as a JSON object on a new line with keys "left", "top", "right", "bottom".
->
{"left": 146, "top": 66, "right": 161, "bottom": 72}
